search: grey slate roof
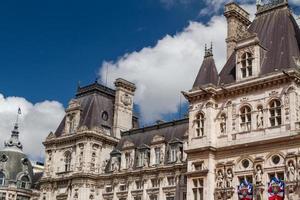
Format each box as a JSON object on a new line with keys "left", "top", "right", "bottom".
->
{"left": 219, "top": 4, "right": 300, "bottom": 85}
{"left": 55, "top": 82, "right": 115, "bottom": 137}
{"left": 116, "top": 118, "right": 188, "bottom": 150}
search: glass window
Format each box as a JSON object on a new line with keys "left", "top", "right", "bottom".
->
{"left": 0, "top": 172, "right": 5, "bottom": 186}
{"left": 167, "top": 177, "right": 175, "bottom": 186}
{"left": 135, "top": 180, "right": 143, "bottom": 190}
{"left": 64, "top": 151, "right": 72, "bottom": 172}
{"left": 155, "top": 147, "right": 161, "bottom": 165}
{"left": 240, "top": 106, "right": 251, "bottom": 132}
{"left": 169, "top": 146, "right": 177, "bottom": 163}
{"left": 269, "top": 99, "right": 281, "bottom": 127}
{"left": 151, "top": 178, "right": 159, "bottom": 188}
{"left": 18, "top": 176, "right": 30, "bottom": 189}
{"left": 16, "top": 195, "right": 30, "bottom": 200}
{"left": 241, "top": 52, "right": 253, "bottom": 78}
{"left": 0, "top": 192, "right": 6, "bottom": 200}
{"left": 137, "top": 151, "right": 145, "bottom": 167}
{"left": 193, "top": 179, "right": 203, "bottom": 200}
{"left": 195, "top": 113, "right": 205, "bottom": 137}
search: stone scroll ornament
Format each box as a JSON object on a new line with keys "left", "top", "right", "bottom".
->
{"left": 268, "top": 177, "right": 285, "bottom": 200}
{"left": 238, "top": 180, "right": 253, "bottom": 200}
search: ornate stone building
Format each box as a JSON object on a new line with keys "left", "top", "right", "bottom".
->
{"left": 39, "top": 0, "right": 300, "bottom": 199}
{"left": 0, "top": 122, "right": 42, "bottom": 200}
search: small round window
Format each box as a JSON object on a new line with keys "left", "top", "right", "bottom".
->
{"left": 0, "top": 154, "right": 8, "bottom": 162}
{"left": 272, "top": 155, "right": 280, "bottom": 165}
{"left": 102, "top": 111, "right": 109, "bottom": 121}
{"left": 242, "top": 159, "right": 250, "bottom": 169}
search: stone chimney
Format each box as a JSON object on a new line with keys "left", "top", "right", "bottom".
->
{"left": 224, "top": 2, "right": 251, "bottom": 59}
{"left": 113, "top": 78, "right": 136, "bottom": 138}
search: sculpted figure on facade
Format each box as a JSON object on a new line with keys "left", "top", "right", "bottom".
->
{"left": 160, "top": 148, "right": 165, "bottom": 164}
{"left": 226, "top": 169, "right": 233, "bottom": 188}
{"left": 287, "top": 161, "right": 296, "bottom": 182}
{"left": 102, "top": 159, "right": 108, "bottom": 173}
{"left": 255, "top": 165, "right": 263, "bottom": 185}
{"left": 220, "top": 114, "right": 226, "bottom": 134}
{"left": 257, "top": 107, "right": 264, "bottom": 128}
{"left": 143, "top": 154, "right": 149, "bottom": 167}
{"left": 111, "top": 157, "right": 120, "bottom": 172}
{"left": 216, "top": 170, "right": 224, "bottom": 188}
{"left": 176, "top": 147, "right": 182, "bottom": 163}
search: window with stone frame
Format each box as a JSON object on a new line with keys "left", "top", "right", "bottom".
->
{"left": 0, "top": 172, "right": 5, "bottom": 186}
{"left": 149, "top": 195, "right": 158, "bottom": 200}
{"left": 16, "top": 195, "right": 30, "bottom": 200}
{"left": 135, "top": 180, "right": 143, "bottom": 190}
{"left": 154, "top": 147, "right": 161, "bottom": 165}
{"left": 137, "top": 150, "right": 146, "bottom": 167}
{"left": 240, "top": 106, "right": 252, "bottom": 132}
{"left": 67, "top": 114, "right": 76, "bottom": 134}
{"left": 119, "top": 183, "right": 127, "bottom": 191}
{"left": 238, "top": 175, "right": 253, "bottom": 184}
{"left": 0, "top": 193, "right": 5, "bottom": 200}
{"left": 192, "top": 178, "right": 204, "bottom": 200}
{"left": 151, "top": 178, "right": 159, "bottom": 188}
{"left": 64, "top": 151, "right": 72, "bottom": 172}
{"left": 125, "top": 152, "right": 131, "bottom": 169}
{"left": 169, "top": 145, "right": 177, "bottom": 163}
{"left": 134, "top": 196, "right": 142, "bottom": 200}
{"left": 105, "top": 185, "right": 113, "bottom": 193}
{"left": 241, "top": 52, "right": 253, "bottom": 78}
{"left": 268, "top": 172, "right": 284, "bottom": 181}
{"left": 166, "top": 197, "right": 175, "bottom": 200}
{"left": 195, "top": 113, "right": 205, "bottom": 137}
{"left": 167, "top": 177, "right": 175, "bottom": 186}
{"left": 18, "top": 175, "right": 30, "bottom": 189}
{"left": 269, "top": 99, "right": 282, "bottom": 127}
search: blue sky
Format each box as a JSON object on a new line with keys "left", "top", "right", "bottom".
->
{"left": 0, "top": 0, "right": 205, "bottom": 105}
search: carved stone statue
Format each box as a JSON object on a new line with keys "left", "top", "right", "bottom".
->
{"left": 143, "top": 155, "right": 149, "bottom": 167}
{"left": 220, "top": 115, "right": 226, "bottom": 134}
{"left": 226, "top": 169, "right": 233, "bottom": 188}
{"left": 160, "top": 148, "right": 164, "bottom": 164}
{"left": 287, "top": 161, "right": 296, "bottom": 182}
{"left": 216, "top": 171, "right": 224, "bottom": 188}
{"left": 176, "top": 148, "right": 182, "bottom": 163}
{"left": 111, "top": 157, "right": 120, "bottom": 172}
{"left": 257, "top": 108, "right": 264, "bottom": 128}
{"left": 101, "top": 160, "right": 108, "bottom": 173}
{"left": 255, "top": 165, "right": 263, "bottom": 185}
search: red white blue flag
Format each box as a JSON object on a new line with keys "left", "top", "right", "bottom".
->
{"left": 238, "top": 180, "right": 253, "bottom": 200}
{"left": 268, "top": 177, "right": 285, "bottom": 200}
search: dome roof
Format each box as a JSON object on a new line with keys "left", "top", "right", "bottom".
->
{"left": 0, "top": 123, "right": 34, "bottom": 188}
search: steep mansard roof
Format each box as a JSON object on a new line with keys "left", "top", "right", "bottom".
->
{"left": 116, "top": 118, "right": 188, "bottom": 150}
{"left": 219, "top": 4, "right": 300, "bottom": 85}
{"left": 55, "top": 82, "right": 115, "bottom": 137}
{"left": 193, "top": 51, "right": 219, "bottom": 88}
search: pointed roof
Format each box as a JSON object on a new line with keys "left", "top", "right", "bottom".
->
{"left": 219, "top": 1, "right": 300, "bottom": 85}
{"left": 4, "top": 123, "right": 23, "bottom": 152}
{"left": 193, "top": 45, "right": 219, "bottom": 88}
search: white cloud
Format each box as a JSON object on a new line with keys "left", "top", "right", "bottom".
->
{"left": 0, "top": 94, "right": 65, "bottom": 162}
{"left": 99, "top": 16, "right": 227, "bottom": 123}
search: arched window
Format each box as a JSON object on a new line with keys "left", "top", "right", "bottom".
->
{"left": 19, "top": 175, "right": 30, "bottom": 189}
{"left": 240, "top": 106, "right": 251, "bottom": 132}
{"left": 195, "top": 113, "right": 205, "bottom": 137}
{"left": 0, "top": 172, "right": 5, "bottom": 186}
{"left": 64, "top": 151, "right": 72, "bottom": 172}
{"left": 269, "top": 99, "right": 281, "bottom": 127}
{"left": 241, "top": 52, "right": 253, "bottom": 78}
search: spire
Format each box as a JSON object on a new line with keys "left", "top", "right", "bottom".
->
{"left": 4, "top": 108, "right": 23, "bottom": 152}
{"left": 193, "top": 43, "right": 219, "bottom": 88}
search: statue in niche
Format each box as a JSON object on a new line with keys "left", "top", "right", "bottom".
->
{"left": 226, "top": 169, "right": 233, "bottom": 188}
{"left": 101, "top": 159, "right": 108, "bottom": 173}
{"left": 111, "top": 157, "right": 120, "bottom": 172}
{"left": 216, "top": 170, "right": 224, "bottom": 188}
{"left": 176, "top": 147, "right": 182, "bottom": 163}
{"left": 257, "top": 107, "right": 264, "bottom": 128}
{"left": 255, "top": 165, "right": 263, "bottom": 185}
{"left": 160, "top": 148, "right": 165, "bottom": 164}
{"left": 287, "top": 161, "right": 296, "bottom": 182}
{"left": 220, "top": 115, "right": 226, "bottom": 134}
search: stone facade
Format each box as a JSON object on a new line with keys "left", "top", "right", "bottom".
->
{"left": 36, "top": 0, "right": 300, "bottom": 200}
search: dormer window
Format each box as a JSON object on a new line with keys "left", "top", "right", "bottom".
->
{"left": 169, "top": 146, "right": 177, "bottom": 163}
{"left": 67, "top": 114, "right": 76, "bottom": 134}
{"left": 241, "top": 52, "right": 253, "bottom": 78}
{"left": 195, "top": 113, "right": 205, "bottom": 137}
{"left": 64, "top": 151, "right": 72, "bottom": 172}
{"left": 18, "top": 175, "right": 30, "bottom": 189}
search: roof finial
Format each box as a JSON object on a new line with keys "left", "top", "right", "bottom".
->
{"left": 204, "top": 42, "right": 213, "bottom": 58}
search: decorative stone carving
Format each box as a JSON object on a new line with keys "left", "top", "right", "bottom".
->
{"left": 111, "top": 157, "right": 120, "bottom": 172}
{"left": 256, "top": 107, "right": 264, "bottom": 128}
{"left": 216, "top": 170, "right": 224, "bottom": 188}
{"left": 121, "top": 94, "right": 132, "bottom": 106}
{"left": 176, "top": 148, "right": 182, "bottom": 163}
{"left": 160, "top": 148, "right": 165, "bottom": 164}
{"left": 255, "top": 165, "right": 263, "bottom": 185}
{"left": 220, "top": 115, "right": 226, "bottom": 134}
{"left": 287, "top": 160, "right": 296, "bottom": 182}
{"left": 226, "top": 169, "right": 233, "bottom": 188}
{"left": 102, "top": 160, "right": 108, "bottom": 173}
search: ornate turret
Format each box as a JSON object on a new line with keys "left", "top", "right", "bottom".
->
{"left": 192, "top": 43, "right": 219, "bottom": 89}
{"left": 4, "top": 108, "right": 23, "bottom": 152}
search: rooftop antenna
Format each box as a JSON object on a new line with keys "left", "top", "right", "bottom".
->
{"left": 179, "top": 94, "right": 182, "bottom": 119}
